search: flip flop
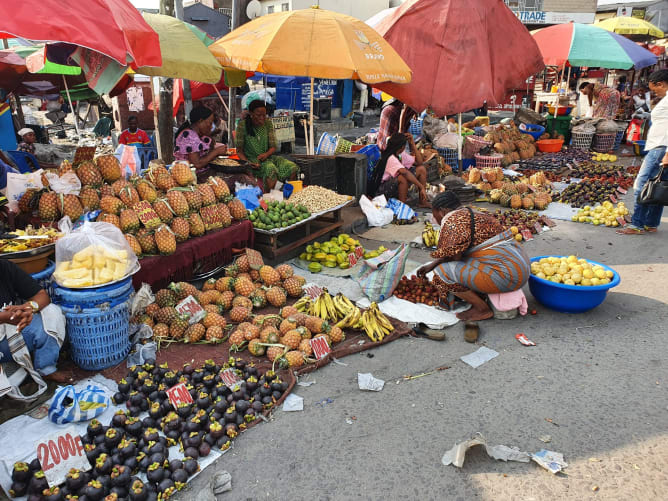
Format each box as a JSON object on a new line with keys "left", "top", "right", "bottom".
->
{"left": 644, "top": 227, "right": 658, "bottom": 233}
{"left": 464, "top": 322, "right": 479, "bottom": 343}
{"left": 616, "top": 227, "right": 645, "bottom": 235}
{"left": 413, "top": 323, "right": 446, "bottom": 341}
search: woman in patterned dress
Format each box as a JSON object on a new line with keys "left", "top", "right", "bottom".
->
{"left": 417, "top": 191, "right": 531, "bottom": 321}
{"left": 580, "top": 82, "right": 621, "bottom": 119}
{"left": 236, "top": 100, "right": 297, "bottom": 191}
{"left": 174, "top": 106, "right": 228, "bottom": 168}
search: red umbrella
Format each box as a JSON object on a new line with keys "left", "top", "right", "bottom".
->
{"left": 0, "top": 0, "right": 161, "bottom": 68}
{"left": 371, "top": 0, "right": 544, "bottom": 116}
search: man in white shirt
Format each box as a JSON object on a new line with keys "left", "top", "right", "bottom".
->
{"left": 619, "top": 70, "right": 668, "bottom": 235}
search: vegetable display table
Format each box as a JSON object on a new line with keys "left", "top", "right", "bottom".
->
{"left": 133, "top": 220, "right": 254, "bottom": 290}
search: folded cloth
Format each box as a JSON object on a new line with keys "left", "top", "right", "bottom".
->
{"left": 487, "top": 289, "right": 528, "bottom": 316}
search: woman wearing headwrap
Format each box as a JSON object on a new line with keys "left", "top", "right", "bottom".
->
{"left": 174, "top": 106, "right": 228, "bottom": 168}
{"left": 236, "top": 100, "right": 297, "bottom": 191}
{"left": 417, "top": 191, "right": 531, "bottom": 321}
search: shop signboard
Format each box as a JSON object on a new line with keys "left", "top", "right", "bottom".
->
{"left": 301, "top": 79, "right": 337, "bottom": 110}
{"left": 271, "top": 115, "right": 295, "bottom": 144}
{"left": 513, "top": 11, "right": 595, "bottom": 24}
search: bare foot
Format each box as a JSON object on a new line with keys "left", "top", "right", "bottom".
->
{"left": 457, "top": 307, "right": 494, "bottom": 321}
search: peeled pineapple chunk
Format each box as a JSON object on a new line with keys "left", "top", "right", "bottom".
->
{"left": 56, "top": 244, "right": 130, "bottom": 288}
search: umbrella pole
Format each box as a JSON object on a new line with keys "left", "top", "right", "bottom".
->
{"left": 62, "top": 75, "right": 80, "bottom": 136}
{"left": 228, "top": 88, "right": 235, "bottom": 148}
{"left": 214, "top": 86, "right": 230, "bottom": 115}
{"left": 310, "top": 77, "right": 315, "bottom": 155}
{"left": 457, "top": 113, "right": 462, "bottom": 172}
{"left": 151, "top": 77, "right": 162, "bottom": 159}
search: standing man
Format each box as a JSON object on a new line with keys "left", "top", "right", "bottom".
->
{"left": 376, "top": 99, "right": 403, "bottom": 150}
{"left": 618, "top": 70, "right": 668, "bottom": 235}
{"left": 118, "top": 116, "right": 152, "bottom": 148}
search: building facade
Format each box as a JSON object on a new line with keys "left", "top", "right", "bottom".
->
{"left": 504, "top": 0, "right": 597, "bottom": 25}
{"left": 259, "top": 0, "right": 390, "bottom": 21}
{"left": 183, "top": 2, "right": 231, "bottom": 38}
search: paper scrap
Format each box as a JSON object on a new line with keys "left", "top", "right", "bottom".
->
{"left": 442, "top": 433, "right": 530, "bottom": 468}
{"left": 358, "top": 373, "right": 385, "bottom": 392}
{"left": 516, "top": 333, "right": 536, "bottom": 346}
{"left": 297, "top": 380, "right": 315, "bottom": 387}
{"left": 539, "top": 435, "right": 552, "bottom": 443}
{"left": 282, "top": 393, "right": 303, "bottom": 412}
{"left": 460, "top": 346, "right": 499, "bottom": 368}
{"left": 331, "top": 357, "right": 348, "bottom": 367}
{"left": 531, "top": 449, "right": 568, "bottom": 474}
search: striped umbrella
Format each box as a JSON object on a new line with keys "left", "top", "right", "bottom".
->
{"left": 532, "top": 22, "right": 657, "bottom": 69}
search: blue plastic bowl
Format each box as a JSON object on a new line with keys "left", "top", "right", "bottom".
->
{"left": 519, "top": 124, "right": 545, "bottom": 140}
{"left": 528, "top": 256, "right": 620, "bottom": 313}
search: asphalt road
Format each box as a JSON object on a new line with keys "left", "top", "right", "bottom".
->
{"left": 175, "top": 186, "right": 668, "bottom": 501}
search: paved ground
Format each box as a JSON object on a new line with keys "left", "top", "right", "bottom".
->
{"left": 175, "top": 184, "right": 668, "bottom": 500}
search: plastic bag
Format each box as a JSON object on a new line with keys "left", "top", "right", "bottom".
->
{"left": 514, "top": 107, "right": 546, "bottom": 127}
{"left": 386, "top": 198, "right": 416, "bottom": 220}
{"left": 433, "top": 132, "right": 461, "bottom": 149}
{"left": 115, "top": 144, "right": 140, "bottom": 178}
{"left": 236, "top": 187, "right": 262, "bottom": 210}
{"left": 359, "top": 195, "right": 394, "bottom": 227}
{"left": 48, "top": 384, "right": 110, "bottom": 424}
{"left": 356, "top": 244, "right": 410, "bottom": 302}
{"left": 44, "top": 171, "right": 81, "bottom": 195}
{"left": 53, "top": 221, "right": 139, "bottom": 288}
{"left": 4, "top": 170, "right": 44, "bottom": 212}
{"left": 596, "top": 120, "right": 618, "bottom": 133}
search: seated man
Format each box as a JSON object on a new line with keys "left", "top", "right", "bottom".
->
{"left": 0, "top": 260, "right": 63, "bottom": 377}
{"left": 16, "top": 128, "right": 58, "bottom": 171}
{"left": 118, "top": 116, "right": 152, "bottom": 148}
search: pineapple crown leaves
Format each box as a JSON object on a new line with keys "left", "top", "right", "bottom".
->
{"left": 157, "top": 198, "right": 176, "bottom": 215}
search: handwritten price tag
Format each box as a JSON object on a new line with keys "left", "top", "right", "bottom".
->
{"left": 166, "top": 382, "right": 193, "bottom": 409}
{"left": 354, "top": 246, "right": 364, "bottom": 259}
{"left": 520, "top": 229, "right": 533, "bottom": 241}
{"left": 132, "top": 201, "right": 161, "bottom": 229}
{"left": 617, "top": 187, "right": 627, "bottom": 195}
{"left": 609, "top": 194, "right": 618, "bottom": 204}
{"left": 303, "top": 285, "right": 323, "bottom": 300}
{"left": 36, "top": 427, "right": 91, "bottom": 487}
{"left": 175, "top": 295, "right": 206, "bottom": 325}
{"left": 310, "top": 337, "right": 331, "bottom": 360}
{"left": 220, "top": 368, "right": 243, "bottom": 389}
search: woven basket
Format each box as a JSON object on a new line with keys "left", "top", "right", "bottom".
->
{"left": 409, "top": 119, "right": 423, "bottom": 137}
{"left": 571, "top": 131, "right": 594, "bottom": 150}
{"left": 613, "top": 127, "right": 626, "bottom": 151}
{"left": 592, "top": 133, "right": 616, "bottom": 153}
{"left": 335, "top": 137, "right": 353, "bottom": 154}
{"left": 436, "top": 147, "right": 458, "bottom": 171}
{"left": 474, "top": 153, "right": 503, "bottom": 168}
{"left": 463, "top": 136, "right": 492, "bottom": 158}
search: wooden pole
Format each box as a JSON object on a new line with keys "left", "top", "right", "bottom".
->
{"left": 151, "top": 77, "right": 162, "bottom": 158}
{"left": 309, "top": 77, "right": 315, "bottom": 155}
{"left": 457, "top": 113, "right": 462, "bottom": 172}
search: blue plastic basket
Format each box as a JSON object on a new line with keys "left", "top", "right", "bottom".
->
{"left": 52, "top": 278, "right": 134, "bottom": 370}
{"left": 613, "top": 128, "right": 625, "bottom": 151}
{"left": 316, "top": 132, "right": 338, "bottom": 155}
{"left": 462, "top": 158, "right": 475, "bottom": 171}
{"left": 359, "top": 144, "right": 382, "bottom": 179}
{"left": 31, "top": 260, "right": 55, "bottom": 295}
{"left": 519, "top": 124, "right": 545, "bottom": 140}
{"left": 437, "top": 147, "right": 458, "bottom": 171}
{"left": 408, "top": 118, "right": 423, "bottom": 137}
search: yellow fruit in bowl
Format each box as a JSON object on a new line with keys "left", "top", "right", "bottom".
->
{"left": 590, "top": 277, "right": 600, "bottom": 286}
{"left": 539, "top": 258, "right": 549, "bottom": 264}
{"left": 565, "top": 280, "right": 575, "bottom": 286}
{"left": 582, "top": 269, "right": 594, "bottom": 279}
{"left": 536, "top": 272, "right": 546, "bottom": 280}
{"left": 600, "top": 278, "right": 610, "bottom": 285}
{"left": 605, "top": 270, "right": 613, "bottom": 279}
{"left": 581, "top": 278, "right": 592, "bottom": 286}
{"left": 594, "top": 269, "right": 606, "bottom": 279}
{"left": 567, "top": 255, "right": 577, "bottom": 263}
{"left": 571, "top": 273, "right": 582, "bottom": 284}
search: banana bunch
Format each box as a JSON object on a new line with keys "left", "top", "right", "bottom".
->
{"left": 422, "top": 222, "right": 439, "bottom": 248}
{"left": 334, "top": 294, "right": 362, "bottom": 329}
{"left": 309, "top": 290, "right": 340, "bottom": 322}
{"left": 293, "top": 295, "right": 313, "bottom": 313}
{"left": 359, "top": 302, "right": 394, "bottom": 342}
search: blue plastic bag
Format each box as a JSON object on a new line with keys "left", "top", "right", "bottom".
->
{"left": 236, "top": 187, "right": 262, "bottom": 211}
{"left": 386, "top": 198, "right": 416, "bottom": 220}
{"left": 48, "top": 384, "right": 110, "bottom": 424}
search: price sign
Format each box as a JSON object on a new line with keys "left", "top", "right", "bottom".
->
{"left": 303, "top": 285, "right": 323, "bottom": 300}
{"left": 617, "top": 187, "right": 627, "bottom": 195}
{"left": 259, "top": 199, "right": 268, "bottom": 211}
{"left": 520, "top": 229, "right": 533, "bottom": 241}
{"left": 540, "top": 216, "right": 557, "bottom": 228}
{"left": 175, "top": 295, "right": 206, "bottom": 325}
{"left": 533, "top": 222, "right": 543, "bottom": 234}
{"left": 36, "top": 427, "right": 91, "bottom": 487}
{"left": 354, "top": 246, "right": 364, "bottom": 259}
{"left": 609, "top": 194, "right": 618, "bottom": 204}
{"left": 166, "top": 382, "right": 193, "bottom": 409}
{"left": 220, "top": 368, "right": 243, "bottom": 389}
{"left": 310, "top": 337, "right": 331, "bottom": 360}
{"left": 132, "top": 201, "right": 161, "bottom": 229}
{"left": 200, "top": 205, "right": 223, "bottom": 231}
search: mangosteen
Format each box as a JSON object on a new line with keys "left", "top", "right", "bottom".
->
{"left": 85, "top": 481, "right": 104, "bottom": 501}
{"left": 203, "top": 433, "right": 216, "bottom": 446}
{"left": 147, "top": 390, "right": 159, "bottom": 402}
{"left": 137, "top": 453, "right": 151, "bottom": 473}
{"left": 112, "top": 411, "right": 128, "bottom": 428}
{"left": 244, "top": 377, "right": 258, "bottom": 393}
{"left": 146, "top": 463, "right": 164, "bottom": 485}
{"left": 93, "top": 434, "right": 106, "bottom": 446}
{"left": 43, "top": 486, "right": 63, "bottom": 501}
{"left": 182, "top": 458, "right": 199, "bottom": 476}
{"left": 216, "top": 436, "right": 232, "bottom": 451}
{"left": 171, "top": 468, "right": 188, "bottom": 485}
{"left": 272, "top": 391, "right": 282, "bottom": 400}
{"left": 12, "top": 461, "right": 30, "bottom": 483}
{"left": 111, "top": 486, "right": 128, "bottom": 499}
{"left": 124, "top": 417, "right": 142, "bottom": 437}
{"left": 104, "top": 428, "right": 122, "bottom": 449}
{"left": 186, "top": 432, "right": 202, "bottom": 448}
{"left": 147, "top": 403, "right": 162, "bottom": 421}
{"left": 98, "top": 475, "right": 111, "bottom": 492}
{"left": 164, "top": 429, "right": 179, "bottom": 441}
{"left": 105, "top": 493, "right": 119, "bottom": 501}
{"left": 208, "top": 420, "right": 224, "bottom": 439}
{"left": 28, "top": 471, "right": 48, "bottom": 495}
{"left": 110, "top": 453, "right": 123, "bottom": 467}
{"left": 251, "top": 401, "right": 263, "bottom": 413}
{"left": 85, "top": 444, "right": 100, "bottom": 463}
{"left": 235, "top": 413, "right": 244, "bottom": 426}
{"left": 176, "top": 403, "right": 191, "bottom": 418}
{"left": 191, "top": 369, "right": 204, "bottom": 385}
{"left": 128, "top": 392, "right": 143, "bottom": 408}
{"left": 111, "top": 466, "right": 131, "bottom": 487}
{"left": 264, "top": 370, "right": 276, "bottom": 382}
{"left": 127, "top": 406, "right": 142, "bottom": 417}
{"left": 117, "top": 379, "right": 131, "bottom": 394}
{"left": 261, "top": 396, "right": 273, "bottom": 406}
{"left": 149, "top": 452, "right": 165, "bottom": 466}
{"left": 259, "top": 384, "right": 272, "bottom": 398}
{"left": 182, "top": 363, "right": 194, "bottom": 376}
{"left": 196, "top": 392, "right": 210, "bottom": 409}
{"left": 183, "top": 447, "right": 199, "bottom": 460}
{"left": 95, "top": 454, "right": 112, "bottom": 476}
{"left": 9, "top": 481, "right": 27, "bottom": 497}
{"left": 224, "top": 406, "right": 237, "bottom": 423}
{"left": 198, "top": 442, "right": 212, "bottom": 457}
{"left": 112, "top": 392, "right": 127, "bottom": 405}
{"left": 143, "top": 428, "right": 159, "bottom": 443}
{"left": 87, "top": 419, "right": 104, "bottom": 438}
{"left": 235, "top": 399, "right": 251, "bottom": 413}
{"left": 117, "top": 439, "right": 135, "bottom": 459}
{"left": 128, "top": 480, "right": 147, "bottom": 501}
{"left": 157, "top": 478, "right": 175, "bottom": 496}
{"left": 185, "top": 419, "right": 200, "bottom": 434}
{"left": 123, "top": 456, "right": 138, "bottom": 473}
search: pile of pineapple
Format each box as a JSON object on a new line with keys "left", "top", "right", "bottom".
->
{"left": 488, "top": 181, "right": 552, "bottom": 211}
{"left": 16, "top": 156, "right": 249, "bottom": 257}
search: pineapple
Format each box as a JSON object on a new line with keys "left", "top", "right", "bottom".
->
{"left": 501, "top": 183, "right": 518, "bottom": 196}
{"left": 205, "top": 326, "right": 225, "bottom": 343}
{"left": 296, "top": 326, "right": 311, "bottom": 340}
{"left": 75, "top": 161, "right": 103, "bottom": 187}
{"left": 280, "top": 329, "right": 301, "bottom": 350}
{"left": 135, "top": 179, "right": 158, "bottom": 203}
{"left": 266, "top": 345, "right": 284, "bottom": 362}
{"left": 499, "top": 193, "right": 511, "bottom": 208}
{"left": 119, "top": 186, "right": 140, "bottom": 207}
{"left": 215, "top": 277, "right": 235, "bottom": 293}
{"left": 155, "top": 224, "right": 177, "bottom": 255}
{"left": 241, "top": 323, "right": 260, "bottom": 341}
{"left": 232, "top": 296, "right": 253, "bottom": 309}
{"left": 259, "top": 265, "right": 281, "bottom": 286}
{"left": 293, "top": 275, "right": 306, "bottom": 286}
{"left": 515, "top": 183, "right": 529, "bottom": 195}
{"left": 136, "top": 228, "right": 158, "bottom": 255}
{"left": 169, "top": 314, "right": 189, "bottom": 339}
{"left": 97, "top": 212, "right": 121, "bottom": 229}
{"left": 522, "top": 196, "right": 535, "bottom": 210}
{"left": 329, "top": 326, "right": 345, "bottom": 344}
{"left": 216, "top": 204, "right": 232, "bottom": 227}
{"left": 38, "top": 191, "right": 60, "bottom": 221}
{"left": 266, "top": 287, "right": 286, "bottom": 308}
{"left": 199, "top": 290, "right": 220, "bottom": 305}
{"left": 305, "top": 316, "right": 328, "bottom": 334}
{"left": 314, "top": 333, "right": 332, "bottom": 346}
{"left": 234, "top": 277, "right": 255, "bottom": 297}
{"left": 204, "top": 304, "right": 221, "bottom": 315}
{"left": 207, "top": 176, "right": 230, "bottom": 200}
{"left": 280, "top": 306, "right": 299, "bottom": 319}
{"left": 228, "top": 329, "right": 246, "bottom": 349}
{"left": 248, "top": 338, "right": 265, "bottom": 356}
{"left": 153, "top": 199, "right": 175, "bottom": 224}
{"left": 95, "top": 155, "right": 121, "bottom": 183}
{"left": 170, "top": 217, "right": 190, "bottom": 243}
{"left": 155, "top": 289, "right": 177, "bottom": 308}
{"left": 124, "top": 234, "right": 143, "bottom": 258}
{"left": 202, "top": 278, "right": 217, "bottom": 291}
{"left": 229, "top": 306, "right": 250, "bottom": 323}
{"left": 202, "top": 311, "right": 226, "bottom": 329}
{"left": 169, "top": 281, "right": 198, "bottom": 300}
{"left": 227, "top": 198, "right": 247, "bottom": 220}
{"left": 182, "top": 187, "right": 202, "bottom": 212}
{"left": 111, "top": 178, "right": 130, "bottom": 196}
{"left": 59, "top": 194, "right": 83, "bottom": 221}
{"left": 18, "top": 189, "right": 39, "bottom": 213}
{"left": 99, "top": 184, "right": 114, "bottom": 198}
{"left": 299, "top": 339, "right": 313, "bottom": 357}
{"left": 155, "top": 306, "right": 178, "bottom": 325}
{"left": 510, "top": 195, "right": 522, "bottom": 210}
{"left": 284, "top": 350, "right": 305, "bottom": 368}
{"left": 249, "top": 289, "right": 267, "bottom": 309}
{"left": 100, "top": 196, "right": 124, "bottom": 215}
{"left": 216, "top": 291, "right": 235, "bottom": 311}
{"left": 196, "top": 183, "right": 216, "bottom": 207}
{"left": 58, "top": 159, "right": 73, "bottom": 176}
{"left": 283, "top": 277, "right": 303, "bottom": 298}
{"left": 188, "top": 213, "right": 205, "bottom": 237}
{"left": 152, "top": 323, "right": 169, "bottom": 340}
{"left": 275, "top": 264, "right": 294, "bottom": 280}
{"left": 184, "top": 323, "right": 206, "bottom": 343}
{"left": 171, "top": 162, "right": 194, "bottom": 186}
{"left": 156, "top": 172, "right": 177, "bottom": 191}
{"left": 145, "top": 303, "right": 160, "bottom": 317}
{"left": 79, "top": 186, "right": 100, "bottom": 210}
{"left": 279, "top": 318, "right": 297, "bottom": 335}
{"left": 119, "top": 209, "right": 141, "bottom": 234}
{"left": 166, "top": 190, "right": 189, "bottom": 217}
{"left": 260, "top": 326, "right": 280, "bottom": 343}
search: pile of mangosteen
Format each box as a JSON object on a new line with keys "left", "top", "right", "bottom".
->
{"left": 9, "top": 357, "right": 289, "bottom": 501}
{"left": 555, "top": 180, "right": 619, "bottom": 207}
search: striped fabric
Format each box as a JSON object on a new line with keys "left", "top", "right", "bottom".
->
{"left": 433, "top": 230, "right": 531, "bottom": 309}
{"left": 0, "top": 323, "right": 48, "bottom": 402}
{"left": 358, "top": 243, "right": 410, "bottom": 302}
{"left": 48, "top": 384, "right": 110, "bottom": 424}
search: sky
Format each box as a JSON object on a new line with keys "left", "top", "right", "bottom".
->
{"left": 130, "top": 0, "right": 160, "bottom": 9}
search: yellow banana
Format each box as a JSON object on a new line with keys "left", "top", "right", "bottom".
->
{"left": 348, "top": 307, "right": 361, "bottom": 328}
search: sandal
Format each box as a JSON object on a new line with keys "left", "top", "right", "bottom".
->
{"left": 644, "top": 227, "right": 658, "bottom": 233}
{"left": 616, "top": 227, "right": 646, "bottom": 235}
{"left": 464, "top": 322, "right": 479, "bottom": 343}
{"left": 413, "top": 323, "right": 446, "bottom": 341}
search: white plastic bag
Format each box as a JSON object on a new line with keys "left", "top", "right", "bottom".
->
{"left": 53, "top": 221, "right": 139, "bottom": 288}
{"left": 114, "top": 144, "right": 140, "bottom": 178}
{"left": 359, "top": 195, "right": 394, "bottom": 227}
{"left": 44, "top": 172, "right": 81, "bottom": 195}
{"left": 5, "top": 170, "right": 44, "bottom": 212}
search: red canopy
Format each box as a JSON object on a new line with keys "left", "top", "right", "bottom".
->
{"left": 371, "top": 0, "right": 545, "bottom": 116}
{"left": 0, "top": 0, "right": 161, "bottom": 68}
{"left": 172, "top": 77, "right": 229, "bottom": 116}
